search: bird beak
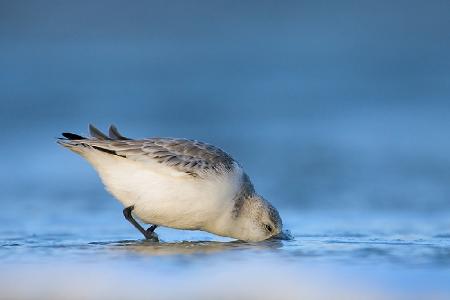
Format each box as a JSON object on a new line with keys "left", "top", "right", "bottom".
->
{"left": 272, "top": 230, "right": 292, "bottom": 240}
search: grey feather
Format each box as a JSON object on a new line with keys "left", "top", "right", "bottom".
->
{"left": 89, "top": 124, "right": 110, "bottom": 140}
{"left": 232, "top": 173, "right": 256, "bottom": 217}
{"left": 109, "top": 125, "right": 130, "bottom": 140}
{"left": 73, "top": 137, "right": 236, "bottom": 177}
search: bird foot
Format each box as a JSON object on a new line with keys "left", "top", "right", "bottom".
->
{"left": 144, "top": 226, "right": 159, "bottom": 241}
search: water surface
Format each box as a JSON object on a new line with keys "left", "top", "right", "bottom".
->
{"left": 1, "top": 210, "right": 450, "bottom": 299}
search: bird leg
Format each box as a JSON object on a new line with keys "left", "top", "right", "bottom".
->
{"left": 123, "top": 206, "right": 158, "bottom": 240}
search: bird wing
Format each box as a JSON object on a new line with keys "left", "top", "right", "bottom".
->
{"left": 60, "top": 125, "right": 236, "bottom": 177}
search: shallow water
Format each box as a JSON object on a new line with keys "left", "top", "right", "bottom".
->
{"left": 2, "top": 212, "right": 450, "bottom": 265}
{"left": 1, "top": 210, "right": 450, "bottom": 299}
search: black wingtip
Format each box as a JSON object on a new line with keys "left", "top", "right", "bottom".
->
{"left": 62, "top": 132, "right": 86, "bottom": 140}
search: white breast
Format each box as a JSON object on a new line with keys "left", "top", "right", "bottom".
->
{"left": 83, "top": 151, "right": 242, "bottom": 230}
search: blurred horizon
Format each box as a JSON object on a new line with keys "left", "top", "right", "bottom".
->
{"left": 1, "top": 0, "right": 450, "bottom": 213}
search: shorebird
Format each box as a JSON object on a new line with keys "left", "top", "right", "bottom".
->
{"left": 57, "top": 125, "right": 283, "bottom": 242}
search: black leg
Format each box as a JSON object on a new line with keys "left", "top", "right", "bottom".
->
{"left": 123, "top": 206, "right": 158, "bottom": 240}
{"left": 146, "top": 224, "right": 158, "bottom": 234}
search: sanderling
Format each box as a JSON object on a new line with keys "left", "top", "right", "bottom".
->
{"left": 57, "top": 125, "right": 283, "bottom": 242}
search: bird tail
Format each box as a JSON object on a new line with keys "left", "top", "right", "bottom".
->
{"left": 57, "top": 124, "right": 130, "bottom": 153}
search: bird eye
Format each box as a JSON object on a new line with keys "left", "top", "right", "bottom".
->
{"left": 265, "top": 224, "right": 273, "bottom": 232}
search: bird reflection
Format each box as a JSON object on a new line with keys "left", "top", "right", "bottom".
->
{"left": 104, "top": 238, "right": 286, "bottom": 256}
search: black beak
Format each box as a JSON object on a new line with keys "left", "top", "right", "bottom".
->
{"left": 272, "top": 230, "right": 293, "bottom": 240}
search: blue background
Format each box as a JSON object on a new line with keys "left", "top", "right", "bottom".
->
{"left": 1, "top": 0, "right": 449, "bottom": 213}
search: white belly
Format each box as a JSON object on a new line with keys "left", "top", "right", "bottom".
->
{"left": 85, "top": 152, "right": 238, "bottom": 230}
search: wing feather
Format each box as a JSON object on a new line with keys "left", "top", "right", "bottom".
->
{"left": 89, "top": 124, "right": 111, "bottom": 140}
{"left": 109, "top": 125, "right": 130, "bottom": 140}
{"left": 78, "top": 138, "right": 236, "bottom": 177}
{"left": 60, "top": 125, "right": 236, "bottom": 177}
